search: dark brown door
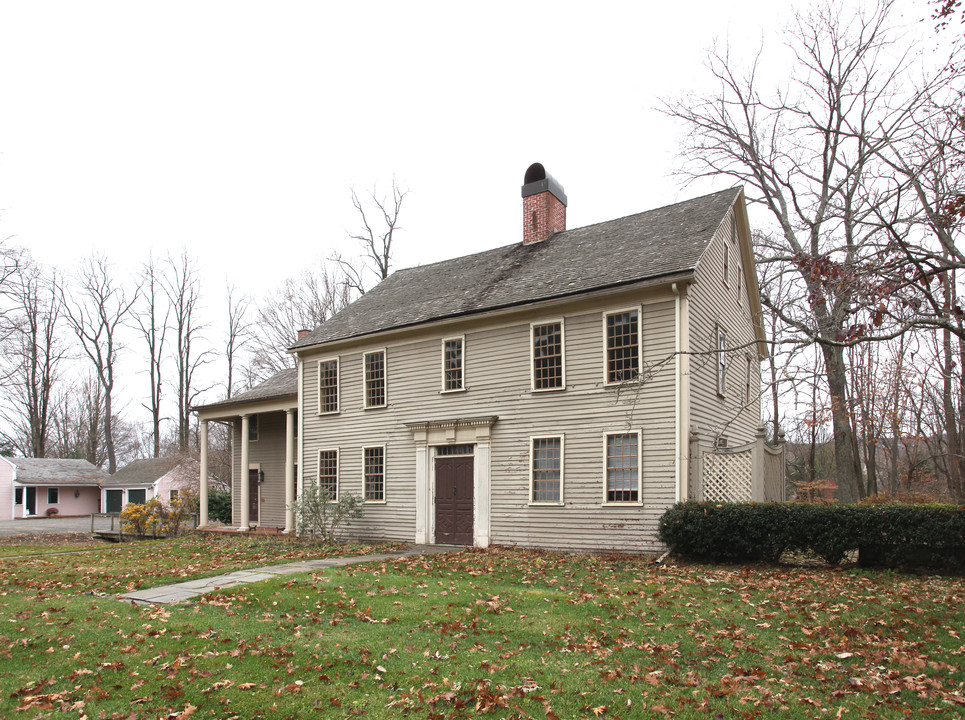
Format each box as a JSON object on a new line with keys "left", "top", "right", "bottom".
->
{"left": 248, "top": 469, "right": 260, "bottom": 523}
{"left": 435, "top": 456, "right": 473, "bottom": 545}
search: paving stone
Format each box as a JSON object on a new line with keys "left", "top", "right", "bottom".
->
{"left": 115, "top": 544, "right": 464, "bottom": 606}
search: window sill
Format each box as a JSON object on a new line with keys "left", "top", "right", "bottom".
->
{"left": 528, "top": 501, "right": 564, "bottom": 507}
{"left": 364, "top": 499, "right": 387, "bottom": 505}
{"left": 363, "top": 405, "right": 387, "bottom": 411}
{"left": 317, "top": 410, "right": 340, "bottom": 417}
{"left": 530, "top": 386, "right": 566, "bottom": 393}
{"left": 439, "top": 388, "right": 467, "bottom": 395}
{"left": 601, "top": 501, "right": 643, "bottom": 507}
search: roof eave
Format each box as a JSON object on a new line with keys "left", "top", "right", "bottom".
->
{"left": 291, "top": 269, "right": 698, "bottom": 356}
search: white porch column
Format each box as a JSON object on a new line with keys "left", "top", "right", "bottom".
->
{"left": 284, "top": 409, "right": 295, "bottom": 534}
{"left": 239, "top": 414, "right": 250, "bottom": 531}
{"left": 199, "top": 420, "right": 209, "bottom": 527}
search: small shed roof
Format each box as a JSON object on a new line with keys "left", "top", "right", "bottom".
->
{"left": 103, "top": 457, "right": 196, "bottom": 487}
{"left": 7, "top": 458, "right": 108, "bottom": 486}
{"left": 193, "top": 368, "right": 297, "bottom": 412}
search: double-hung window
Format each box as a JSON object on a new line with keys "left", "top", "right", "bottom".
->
{"left": 605, "top": 432, "right": 640, "bottom": 503}
{"left": 442, "top": 337, "right": 464, "bottom": 392}
{"left": 363, "top": 446, "right": 385, "bottom": 501}
{"left": 318, "top": 359, "right": 339, "bottom": 414}
{"left": 248, "top": 414, "right": 259, "bottom": 442}
{"left": 364, "top": 350, "right": 386, "bottom": 408}
{"left": 606, "top": 310, "right": 639, "bottom": 383}
{"left": 47, "top": 487, "right": 59, "bottom": 505}
{"left": 318, "top": 449, "right": 338, "bottom": 499}
{"left": 532, "top": 321, "right": 564, "bottom": 390}
{"left": 530, "top": 436, "right": 563, "bottom": 504}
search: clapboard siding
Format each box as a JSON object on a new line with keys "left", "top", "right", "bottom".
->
{"left": 300, "top": 292, "right": 680, "bottom": 552}
{"left": 231, "top": 412, "right": 290, "bottom": 527}
{"left": 688, "top": 208, "right": 761, "bottom": 458}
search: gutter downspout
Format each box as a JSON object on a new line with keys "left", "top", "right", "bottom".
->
{"left": 672, "top": 282, "right": 690, "bottom": 502}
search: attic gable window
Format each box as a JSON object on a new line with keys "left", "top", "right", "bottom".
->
{"left": 532, "top": 321, "right": 564, "bottom": 390}
{"left": 723, "top": 243, "right": 730, "bottom": 287}
{"left": 716, "top": 325, "right": 728, "bottom": 397}
{"left": 606, "top": 310, "right": 640, "bottom": 384}
{"left": 442, "top": 337, "right": 464, "bottom": 392}
{"left": 318, "top": 359, "right": 339, "bottom": 414}
{"left": 364, "top": 350, "right": 386, "bottom": 408}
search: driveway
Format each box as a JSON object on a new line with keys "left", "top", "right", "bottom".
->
{"left": 0, "top": 516, "right": 120, "bottom": 536}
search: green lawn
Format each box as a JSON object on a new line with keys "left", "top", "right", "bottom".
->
{"left": 0, "top": 537, "right": 962, "bottom": 719}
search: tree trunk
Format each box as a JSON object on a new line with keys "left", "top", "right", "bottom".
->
{"left": 821, "top": 343, "right": 864, "bottom": 501}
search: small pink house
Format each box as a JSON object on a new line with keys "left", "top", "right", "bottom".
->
{"left": 101, "top": 457, "right": 200, "bottom": 513}
{"left": 0, "top": 457, "right": 108, "bottom": 520}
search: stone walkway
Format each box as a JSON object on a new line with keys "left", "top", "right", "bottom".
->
{"left": 119, "top": 544, "right": 463, "bottom": 605}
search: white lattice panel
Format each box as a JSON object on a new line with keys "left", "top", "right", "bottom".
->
{"left": 703, "top": 450, "right": 753, "bottom": 502}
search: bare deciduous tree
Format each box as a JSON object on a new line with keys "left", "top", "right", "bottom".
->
{"left": 332, "top": 178, "right": 407, "bottom": 296}
{"left": 662, "top": 0, "right": 959, "bottom": 500}
{"left": 248, "top": 261, "right": 352, "bottom": 382}
{"left": 60, "top": 255, "right": 138, "bottom": 473}
{"left": 225, "top": 283, "right": 252, "bottom": 399}
{"left": 163, "top": 250, "right": 212, "bottom": 453}
{"left": 135, "top": 256, "right": 170, "bottom": 458}
{"left": 0, "top": 259, "right": 65, "bottom": 457}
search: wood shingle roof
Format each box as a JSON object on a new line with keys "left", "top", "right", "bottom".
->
{"left": 291, "top": 187, "right": 740, "bottom": 350}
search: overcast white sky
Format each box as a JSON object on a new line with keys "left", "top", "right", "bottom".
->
{"left": 0, "top": 1, "right": 939, "bottom": 420}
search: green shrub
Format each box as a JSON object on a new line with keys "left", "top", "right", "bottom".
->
{"left": 208, "top": 489, "right": 232, "bottom": 524}
{"left": 290, "top": 484, "right": 364, "bottom": 542}
{"left": 659, "top": 501, "right": 965, "bottom": 571}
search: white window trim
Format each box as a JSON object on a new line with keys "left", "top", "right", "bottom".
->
{"left": 528, "top": 434, "right": 564, "bottom": 506}
{"left": 602, "top": 430, "right": 643, "bottom": 506}
{"left": 362, "top": 349, "right": 388, "bottom": 409}
{"left": 716, "top": 324, "right": 727, "bottom": 398}
{"left": 440, "top": 335, "right": 467, "bottom": 394}
{"left": 362, "top": 444, "right": 387, "bottom": 504}
{"left": 47, "top": 487, "right": 59, "bottom": 505}
{"left": 603, "top": 306, "right": 643, "bottom": 386}
{"left": 316, "top": 357, "right": 340, "bottom": 415}
{"left": 317, "top": 447, "right": 340, "bottom": 501}
{"left": 530, "top": 319, "right": 566, "bottom": 392}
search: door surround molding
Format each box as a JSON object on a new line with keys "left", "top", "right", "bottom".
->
{"left": 407, "top": 416, "right": 496, "bottom": 547}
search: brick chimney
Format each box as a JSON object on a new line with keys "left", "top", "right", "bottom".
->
{"left": 521, "top": 163, "right": 567, "bottom": 244}
{"left": 297, "top": 329, "right": 310, "bottom": 340}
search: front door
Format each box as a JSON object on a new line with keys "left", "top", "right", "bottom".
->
{"left": 25, "top": 487, "right": 36, "bottom": 516}
{"left": 435, "top": 455, "right": 473, "bottom": 545}
{"left": 106, "top": 490, "right": 123, "bottom": 513}
{"left": 248, "top": 469, "right": 260, "bottom": 523}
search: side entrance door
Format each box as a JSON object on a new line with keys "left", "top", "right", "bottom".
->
{"left": 435, "top": 454, "right": 473, "bottom": 545}
{"left": 25, "top": 487, "right": 36, "bottom": 516}
{"left": 106, "top": 490, "right": 123, "bottom": 513}
{"left": 248, "top": 469, "right": 260, "bottom": 523}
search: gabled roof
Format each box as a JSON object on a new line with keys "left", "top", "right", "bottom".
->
{"left": 5, "top": 458, "right": 108, "bottom": 486}
{"left": 193, "top": 368, "right": 297, "bottom": 412}
{"left": 103, "top": 457, "right": 197, "bottom": 487}
{"left": 292, "top": 187, "right": 741, "bottom": 350}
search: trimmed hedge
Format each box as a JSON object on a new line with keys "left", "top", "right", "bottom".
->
{"left": 658, "top": 501, "right": 965, "bottom": 571}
